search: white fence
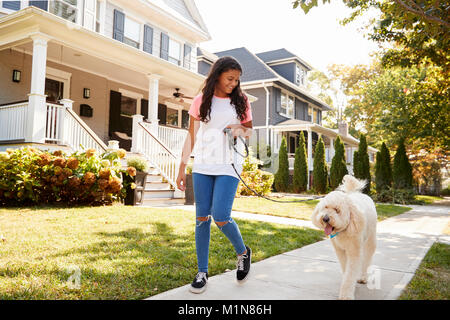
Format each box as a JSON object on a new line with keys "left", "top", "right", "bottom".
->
{"left": 0, "top": 102, "right": 28, "bottom": 141}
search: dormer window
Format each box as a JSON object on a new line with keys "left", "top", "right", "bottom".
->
{"left": 296, "top": 64, "right": 305, "bottom": 86}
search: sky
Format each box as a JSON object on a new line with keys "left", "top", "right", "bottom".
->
{"left": 194, "top": 0, "right": 383, "bottom": 74}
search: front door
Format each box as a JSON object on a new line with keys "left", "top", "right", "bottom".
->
{"left": 45, "top": 78, "right": 64, "bottom": 103}
{"left": 109, "top": 90, "right": 148, "bottom": 151}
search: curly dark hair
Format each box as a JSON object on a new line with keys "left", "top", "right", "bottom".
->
{"left": 198, "top": 56, "right": 249, "bottom": 123}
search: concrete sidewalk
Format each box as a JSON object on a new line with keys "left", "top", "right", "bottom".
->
{"left": 147, "top": 202, "right": 449, "bottom": 300}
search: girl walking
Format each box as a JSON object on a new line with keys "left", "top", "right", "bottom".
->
{"left": 176, "top": 56, "right": 253, "bottom": 293}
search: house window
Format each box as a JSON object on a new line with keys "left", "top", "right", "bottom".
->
{"left": 166, "top": 108, "right": 179, "bottom": 127}
{"left": 50, "top": 0, "right": 79, "bottom": 23}
{"left": 296, "top": 64, "right": 305, "bottom": 86}
{"left": 2, "top": 1, "right": 21, "bottom": 10}
{"left": 168, "top": 39, "right": 181, "bottom": 65}
{"left": 313, "top": 109, "right": 318, "bottom": 124}
{"left": 308, "top": 106, "right": 312, "bottom": 122}
{"left": 124, "top": 16, "right": 140, "bottom": 49}
{"left": 280, "top": 92, "right": 295, "bottom": 118}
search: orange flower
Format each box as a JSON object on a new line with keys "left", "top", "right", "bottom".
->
{"left": 126, "top": 167, "right": 137, "bottom": 177}
{"left": 68, "top": 176, "right": 81, "bottom": 188}
{"left": 83, "top": 172, "right": 96, "bottom": 185}
{"left": 108, "top": 176, "right": 122, "bottom": 193}
{"left": 63, "top": 168, "right": 73, "bottom": 176}
{"left": 98, "top": 178, "right": 109, "bottom": 190}
{"left": 38, "top": 153, "right": 51, "bottom": 166}
{"left": 54, "top": 166, "right": 63, "bottom": 176}
{"left": 67, "top": 157, "right": 79, "bottom": 170}
{"left": 53, "top": 157, "right": 66, "bottom": 168}
{"left": 99, "top": 168, "right": 111, "bottom": 180}
{"left": 53, "top": 150, "right": 63, "bottom": 157}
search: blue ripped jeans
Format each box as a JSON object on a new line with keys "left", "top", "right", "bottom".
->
{"left": 193, "top": 172, "right": 246, "bottom": 273}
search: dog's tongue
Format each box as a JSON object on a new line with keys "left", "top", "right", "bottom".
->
{"left": 325, "top": 224, "right": 333, "bottom": 236}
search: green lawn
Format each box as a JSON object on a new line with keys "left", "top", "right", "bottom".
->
{"left": 399, "top": 242, "right": 450, "bottom": 300}
{"left": 414, "top": 195, "right": 444, "bottom": 205}
{"left": 233, "top": 196, "right": 411, "bottom": 221}
{"left": 0, "top": 205, "right": 324, "bottom": 300}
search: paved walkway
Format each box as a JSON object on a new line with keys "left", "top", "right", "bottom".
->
{"left": 146, "top": 200, "right": 449, "bottom": 300}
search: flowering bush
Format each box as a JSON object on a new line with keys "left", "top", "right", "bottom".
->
{"left": 0, "top": 147, "right": 136, "bottom": 206}
{"left": 236, "top": 146, "right": 274, "bottom": 197}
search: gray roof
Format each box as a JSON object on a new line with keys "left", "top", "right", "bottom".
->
{"left": 213, "top": 47, "right": 277, "bottom": 82}
{"left": 256, "top": 48, "right": 312, "bottom": 70}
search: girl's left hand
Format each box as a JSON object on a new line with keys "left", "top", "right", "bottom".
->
{"left": 224, "top": 124, "right": 245, "bottom": 138}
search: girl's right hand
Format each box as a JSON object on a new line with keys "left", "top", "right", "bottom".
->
{"left": 176, "top": 171, "right": 186, "bottom": 191}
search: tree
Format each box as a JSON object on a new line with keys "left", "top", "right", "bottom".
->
{"left": 313, "top": 137, "right": 328, "bottom": 193}
{"left": 293, "top": 132, "right": 308, "bottom": 193}
{"left": 375, "top": 142, "right": 393, "bottom": 193}
{"left": 292, "top": 0, "right": 450, "bottom": 74}
{"left": 354, "top": 134, "right": 371, "bottom": 194}
{"left": 393, "top": 139, "right": 413, "bottom": 189}
{"left": 330, "top": 136, "right": 348, "bottom": 189}
{"left": 274, "top": 136, "right": 289, "bottom": 192}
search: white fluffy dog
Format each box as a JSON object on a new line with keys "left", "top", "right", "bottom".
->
{"left": 311, "top": 175, "right": 377, "bottom": 300}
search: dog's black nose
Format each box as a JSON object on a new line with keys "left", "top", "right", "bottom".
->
{"left": 322, "top": 215, "right": 330, "bottom": 223}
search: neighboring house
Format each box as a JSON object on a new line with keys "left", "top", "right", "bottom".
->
{"left": 0, "top": 0, "right": 212, "bottom": 205}
{"left": 197, "top": 47, "right": 377, "bottom": 188}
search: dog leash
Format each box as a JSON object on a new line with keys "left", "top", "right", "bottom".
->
{"left": 223, "top": 128, "right": 324, "bottom": 204}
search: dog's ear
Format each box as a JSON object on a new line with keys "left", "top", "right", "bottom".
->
{"left": 346, "top": 201, "right": 366, "bottom": 235}
{"left": 311, "top": 203, "right": 322, "bottom": 229}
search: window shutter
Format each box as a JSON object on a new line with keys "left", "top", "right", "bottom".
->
{"left": 274, "top": 87, "right": 281, "bottom": 113}
{"left": 109, "top": 90, "right": 122, "bottom": 138}
{"left": 141, "top": 99, "right": 149, "bottom": 120}
{"left": 29, "top": 1, "right": 48, "bottom": 10}
{"left": 3, "top": 1, "right": 20, "bottom": 10}
{"left": 113, "top": 9, "right": 125, "bottom": 42}
{"left": 143, "top": 25, "right": 153, "bottom": 54}
{"left": 183, "top": 44, "right": 192, "bottom": 69}
{"left": 158, "top": 103, "right": 167, "bottom": 125}
{"left": 160, "top": 33, "right": 169, "bottom": 60}
{"left": 182, "top": 110, "right": 189, "bottom": 129}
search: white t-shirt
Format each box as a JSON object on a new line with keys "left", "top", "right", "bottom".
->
{"left": 188, "top": 93, "right": 253, "bottom": 180}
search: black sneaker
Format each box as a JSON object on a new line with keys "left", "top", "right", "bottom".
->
{"left": 189, "top": 271, "right": 208, "bottom": 294}
{"left": 236, "top": 246, "right": 251, "bottom": 283}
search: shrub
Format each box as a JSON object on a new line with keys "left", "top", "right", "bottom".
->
{"left": 313, "top": 136, "right": 328, "bottom": 194}
{"left": 372, "top": 187, "right": 417, "bottom": 205}
{"left": 0, "top": 147, "right": 133, "bottom": 206}
{"left": 292, "top": 132, "right": 308, "bottom": 193}
{"left": 330, "top": 135, "right": 348, "bottom": 190}
{"left": 375, "top": 142, "right": 393, "bottom": 193}
{"left": 273, "top": 136, "right": 289, "bottom": 192}
{"left": 441, "top": 186, "right": 450, "bottom": 196}
{"left": 237, "top": 146, "right": 274, "bottom": 196}
{"left": 127, "top": 156, "right": 148, "bottom": 172}
{"left": 393, "top": 139, "right": 413, "bottom": 189}
{"left": 354, "top": 134, "right": 371, "bottom": 194}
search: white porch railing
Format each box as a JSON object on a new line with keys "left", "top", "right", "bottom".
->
{"left": 0, "top": 102, "right": 28, "bottom": 141}
{"left": 137, "top": 121, "right": 179, "bottom": 191}
{"left": 0, "top": 100, "right": 107, "bottom": 154}
{"left": 64, "top": 107, "right": 107, "bottom": 153}
{"left": 155, "top": 124, "right": 188, "bottom": 157}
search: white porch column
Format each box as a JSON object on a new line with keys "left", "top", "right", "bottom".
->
{"left": 58, "top": 98, "right": 73, "bottom": 146}
{"left": 330, "top": 137, "right": 335, "bottom": 161}
{"left": 307, "top": 129, "right": 312, "bottom": 190}
{"left": 147, "top": 74, "right": 162, "bottom": 137}
{"left": 131, "top": 114, "right": 144, "bottom": 153}
{"left": 26, "top": 33, "right": 51, "bottom": 143}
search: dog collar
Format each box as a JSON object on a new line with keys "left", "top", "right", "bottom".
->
{"left": 330, "top": 232, "right": 340, "bottom": 239}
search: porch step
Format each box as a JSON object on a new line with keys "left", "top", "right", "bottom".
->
{"left": 141, "top": 197, "right": 186, "bottom": 207}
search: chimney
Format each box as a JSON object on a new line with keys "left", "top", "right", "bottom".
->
{"left": 338, "top": 121, "right": 348, "bottom": 136}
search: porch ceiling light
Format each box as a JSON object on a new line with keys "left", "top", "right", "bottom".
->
{"left": 83, "top": 88, "right": 90, "bottom": 99}
{"left": 12, "top": 69, "right": 21, "bottom": 83}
